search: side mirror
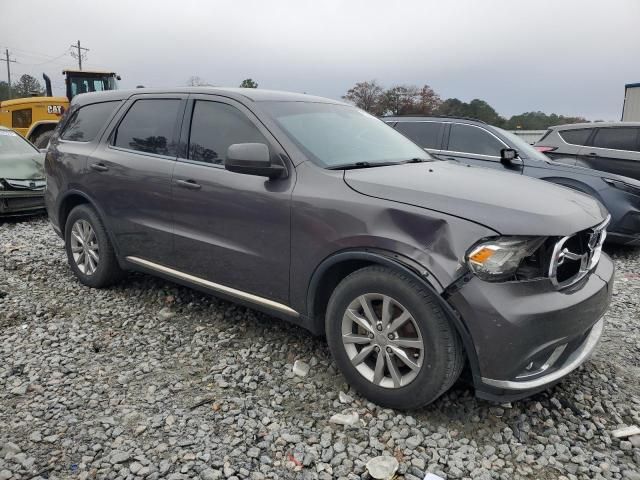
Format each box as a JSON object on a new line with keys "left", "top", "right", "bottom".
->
{"left": 500, "top": 148, "right": 522, "bottom": 166}
{"left": 225, "top": 143, "right": 287, "bottom": 179}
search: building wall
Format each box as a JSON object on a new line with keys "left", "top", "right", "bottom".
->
{"left": 622, "top": 85, "right": 640, "bottom": 121}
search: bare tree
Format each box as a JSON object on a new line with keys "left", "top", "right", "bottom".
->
{"left": 342, "top": 80, "right": 385, "bottom": 114}
{"left": 417, "top": 84, "right": 442, "bottom": 115}
{"left": 187, "top": 76, "right": 214, "bottom": 87}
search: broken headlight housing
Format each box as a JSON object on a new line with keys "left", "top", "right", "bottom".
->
{"left": 466, "top": 236, "right": 546, "bottom": 282}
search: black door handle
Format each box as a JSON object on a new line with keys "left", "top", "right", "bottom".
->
{"left": 588, "top": 152, "right": 598, "bottom": 156}
{"left": 175, "top": 179, "right": 201, "bottom": 190}
{"left": 90, "top": 163, "right": 109, "bottom": 172}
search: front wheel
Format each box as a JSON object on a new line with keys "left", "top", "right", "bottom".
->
{"left": 326, "top": 266, "right": 464, "bottom": 409}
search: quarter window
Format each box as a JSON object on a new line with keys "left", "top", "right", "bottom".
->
{"left": 187, "top": 101, "right": 267, "bottom": 164}
{"left": 395, "top": 122, "right": 443, "bottom": 149}
{"left": 113, "top": 99, "right": 180, "bottom": 156}
{"left": 448, "top": 123, "right": 504, "bottom": 157}
{"left": 61, "top": 101, "right": 120, "bottom": 142}
{"left": 12, "top": 108, "right": 32, "bottom": 129}
{"left": 558, "top": 128, "right": 592, "bottom": 146}
{"left": 592, "top": 127, "right": 640, "bottom": 152}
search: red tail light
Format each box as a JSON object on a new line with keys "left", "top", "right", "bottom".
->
{"left": 535, "top": 146, "right": 557, "bottom": 153}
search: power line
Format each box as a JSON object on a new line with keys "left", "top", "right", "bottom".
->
{"left": 16, "top": 51, "right": 70, "bottom": 66}
{"left": 1, "top": 48, "right": 17, "bottom": 98}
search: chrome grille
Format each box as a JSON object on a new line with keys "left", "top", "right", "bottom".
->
{"left": 549, "top": 215, "right": 609, "bottom": 289}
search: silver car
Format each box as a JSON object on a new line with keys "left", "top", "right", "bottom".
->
{"left": 534, "top": 122, "right": 640, "bottom": 181}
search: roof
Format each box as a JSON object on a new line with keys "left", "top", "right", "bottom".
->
{"left": 0, "top": 96, "right": 68, "bottom": 107}
{"left": 382, "top": 115, "right": 487, "bottom": 124}
{"left": 625, "top": 83, "right": 640, "bottom": 89}
{"left": 71, "top": 87, "right": 346, "bottom": 107}
{"left": 550, "top": 121, "right": 640, "bottom": 130}
{"left": 63, "top": 69, "right": 118, "bottom": 75}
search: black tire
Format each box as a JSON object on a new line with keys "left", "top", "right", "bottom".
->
{"left": 32, "top": 129, "right": 54, "bottom": 149}
{"left": 64, "top": 204, "right": 123, "bottom": 288}
{"left": 326, "top": 266, "right": 464, "bottom": 409}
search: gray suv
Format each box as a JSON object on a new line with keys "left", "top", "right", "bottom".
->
{"left": 534, "top": 122, "right": 640, "bottom": 180}
{"left": 45, "top": 88, "right": 613, "bottom": 409}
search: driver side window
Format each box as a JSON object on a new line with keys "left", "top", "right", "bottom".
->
{"left": 448, "top": 123, "right": 504, "bottom": 157}
{"left": 187, "top": 101, "right": 268, "bottom": 165}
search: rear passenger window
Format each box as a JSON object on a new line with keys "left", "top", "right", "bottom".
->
{"left": 558, "top": 128, "right": 592, "bottom": 146}
{"left": 113, "top": 99, "right": 180, "bottom": 156}
{"left": 448, "top": 123, "right": 504, "bottom": 157}
{"left": 187, "top": 101, "right": 267, "bottom": 164}
{"left": 61, "top": 101, "right": 119, "bottom": 142}
{"left": 592, "top": 127, "right": 640, "bottom": 152}
{"left": 395, "top": 122, "right": 443, "bottom": 149}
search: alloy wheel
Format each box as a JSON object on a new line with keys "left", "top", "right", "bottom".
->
{"left": 70, "top": 219, "right": 99, "bottom": 276}
{"left": 341, "top": 293, "right": 424, "bottom": 389}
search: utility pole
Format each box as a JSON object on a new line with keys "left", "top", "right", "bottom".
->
{"left": 70, "top": 40, "right": 89, "bottom": 70}
{"left": 2, "top": 48, "right": 17, "bottom": 99}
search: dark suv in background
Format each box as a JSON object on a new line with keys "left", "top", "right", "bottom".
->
{"left": 385, "top": 116, "right": 640, "bottom": 246}
{"left": 534, "top": 122, "right": 640, "bottom": 181}
{"left": 45, "top": 89, "right": 613, "bottom": 408}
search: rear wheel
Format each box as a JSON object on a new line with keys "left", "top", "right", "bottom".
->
{"left": 64, "top": 204, "right": 123, "bottom": 288}
{"left": 326, "top": 266, "right": 464, "bottom": 409}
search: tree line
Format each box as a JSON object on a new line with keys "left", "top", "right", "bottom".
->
{"left": 342, "top": 80, "right": 589, "bottom": 129}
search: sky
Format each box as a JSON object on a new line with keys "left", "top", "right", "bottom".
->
{"left": 2, "top": 0, "right": 639, "bottom": 121}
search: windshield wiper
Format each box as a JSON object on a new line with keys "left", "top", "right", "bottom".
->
{"left": 400, "top": 157, "right": 430, "bottom": 163}
{"left": 327, "top": 161, "right": 392, "bottom": 170}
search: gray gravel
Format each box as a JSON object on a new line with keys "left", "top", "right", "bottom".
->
{"left": 1, "top": 216, "right": 639, "bottom": 480}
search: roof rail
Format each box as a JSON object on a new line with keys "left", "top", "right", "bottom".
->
{"left": 381, "top": 114, "right": 488, "bottom": 124}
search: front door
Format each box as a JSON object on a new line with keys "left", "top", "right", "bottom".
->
{"left": 170, "top": 95, "right": 293, "bottom": 305}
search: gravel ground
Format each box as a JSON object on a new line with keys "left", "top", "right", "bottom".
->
{"left": 1, "top": 216, "right": 639, "bottom": 480}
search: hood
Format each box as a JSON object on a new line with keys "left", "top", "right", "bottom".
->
{"left": 344, "top": 162, "right": 608, "bottom": 236}
{"left": 0, "top": 152, "right": 45, "bottom": 180}
{"left": 542, "top": 159, "right": 640, "bottom": 188}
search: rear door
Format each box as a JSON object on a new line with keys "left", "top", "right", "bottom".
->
{"left": 441, "top": 122, "right": 523, "bottom": 173}
{"left": 170, "top": 95, "right": 294, "bottom": 304}
{"left": 394, "top": 121, "right": 445, "bottom": 155}
{"left": 84, "top": 94, "right": 187, "bottom": 262}
{"left": 577, "top": 126, "right": 640, "bottom": 180}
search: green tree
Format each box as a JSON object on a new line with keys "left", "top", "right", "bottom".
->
{"left": 505, "top": 111, "right": 588, "bottom": 129}
{"left": 0, "top": 81, "right": 10, "bottom": 101}
{"left": 342, "top": 80, "right": 385, "bottom": 115}
{"left": 239, "top": 78, "right": 258, "bottom": 88}
{"left": 12, "top": 74, "right": 45, "bottom": 98}
{"left": 437, "top": 98, "right": 505, "bottom": 126}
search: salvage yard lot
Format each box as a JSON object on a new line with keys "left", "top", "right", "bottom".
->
{"left": 1, "top": 216, "right": 639, "bottom": 480}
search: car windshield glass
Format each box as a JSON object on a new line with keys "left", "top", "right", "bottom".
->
{"left": 0, "top": 130, "right": 38, "bottom": 155}
{"left": 260, "top": 101, "right": 432, "bottom": 167}
{"left": 496, "top": 128, "right": 550, "bottom": 162}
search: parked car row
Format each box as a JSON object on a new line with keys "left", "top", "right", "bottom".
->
{"left": 40, "top": 88, "right": 617, "bottom": 409}
{"left": 383, "top": 117, "right": 640, "bottom": 246}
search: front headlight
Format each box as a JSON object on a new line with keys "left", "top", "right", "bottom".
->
{"left": 466, "top": 236, "right": 545, "bottom": 282}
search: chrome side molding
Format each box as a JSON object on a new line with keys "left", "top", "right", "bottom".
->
{"left": 125, "top": 256, "right": 299, "bottom": 317}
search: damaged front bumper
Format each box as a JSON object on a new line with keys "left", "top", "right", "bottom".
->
{"left": 0, "top": 181, "right": 46, "bottom": 216}
{"left": 447, "top": 253, "right": 614, "bottom": 402}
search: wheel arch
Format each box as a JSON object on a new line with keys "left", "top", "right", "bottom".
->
{"left": 305, "top": 249, "right": 480, "bottom": 378}
{"left": 26, "top": 120, "right": 58, "bottom": 143}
